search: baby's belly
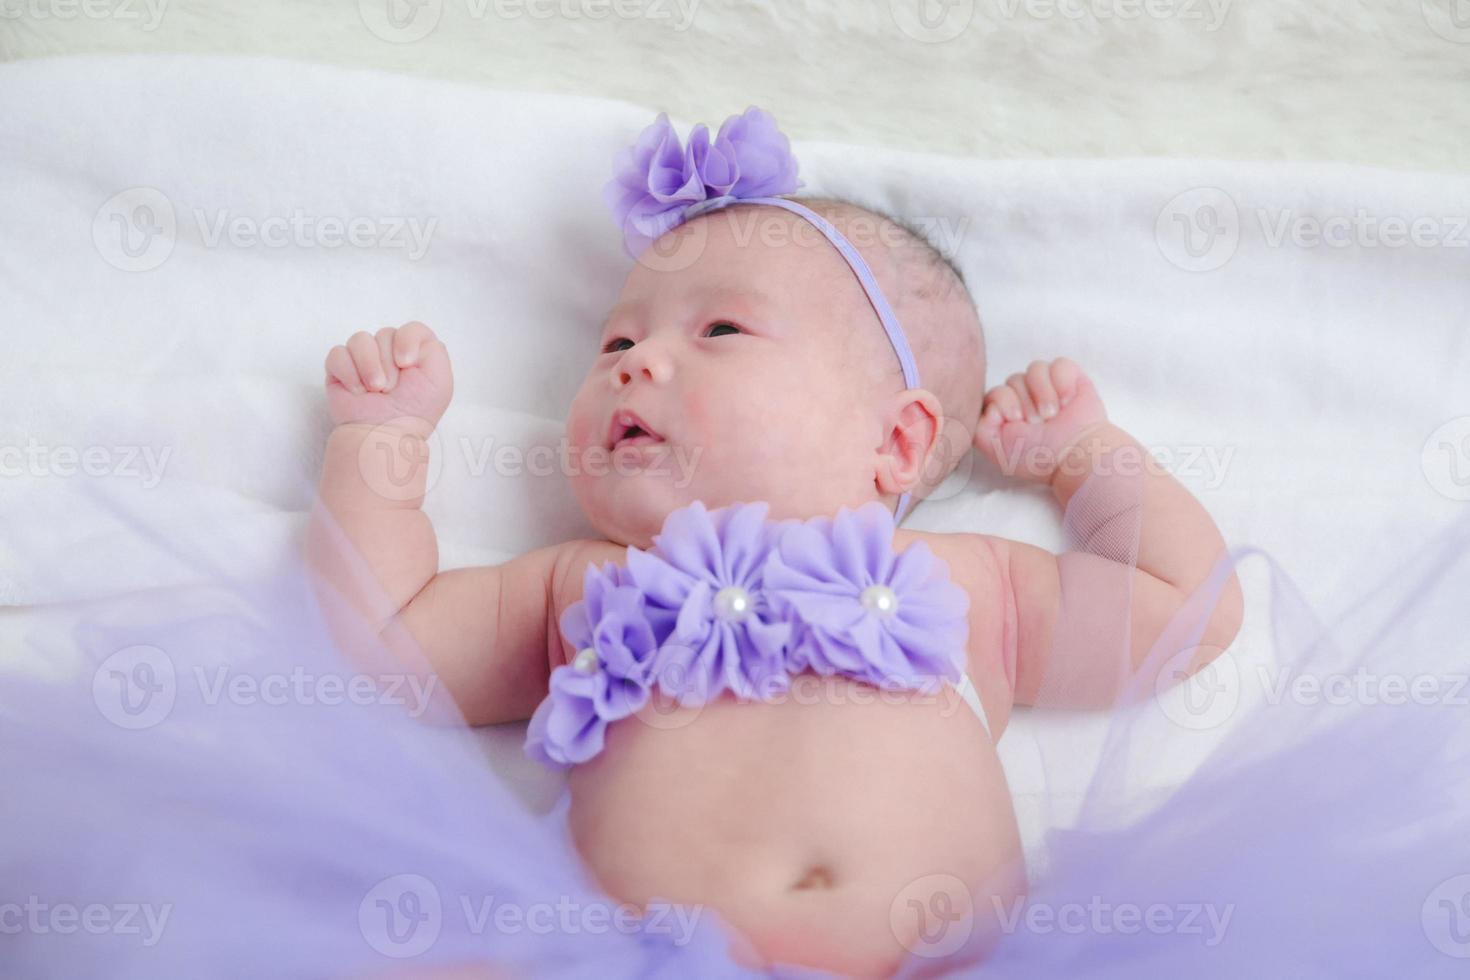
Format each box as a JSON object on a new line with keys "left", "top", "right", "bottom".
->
{"left": 565, "top": 675, "right": 1022, "bottom": 978}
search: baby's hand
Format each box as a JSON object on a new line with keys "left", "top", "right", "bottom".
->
{"left": 324, "top": 322, "right": 454, "bottom": 429}
{"left": 973, "top": 357, "right": 1108, "bottom": 484}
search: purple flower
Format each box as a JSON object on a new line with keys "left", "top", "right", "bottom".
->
{"left": 524, "top": 563, "right": 660, "bottom": 769}
{"left": 764, "top": 502, "right": 970, "bottom": 692}
{"left": 602, "top": 106, "right": 802, "bottom": 258}
{"left": 716, "top": 106, "right": 801, "bottom": 199}
{"left": 625, "top": 501, "right": 794, "bottom": 703}
{"left": 524, "top": 668, "right": 606, "bottom": 769}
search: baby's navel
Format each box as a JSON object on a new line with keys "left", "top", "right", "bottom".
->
{"left": 790, "top": 863, "right": 835, "bottom": 891}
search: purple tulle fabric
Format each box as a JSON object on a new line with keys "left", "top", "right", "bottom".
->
{"left": 525, "top": 500, "right": 969, "bottom": 769}
{"left": 3, "top": 471, "right": 1469, "bottom": 978}
{"left": 602, "top": 106, "right": 803, "bottom": 258}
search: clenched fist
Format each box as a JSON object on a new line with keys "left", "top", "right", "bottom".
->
{"left": 973, "top": 357, "right": 1109, "bottom": 484}
{"left": 324, "top": 322, "right": 454, "bottom": 429}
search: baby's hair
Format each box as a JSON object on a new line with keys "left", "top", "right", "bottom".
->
{"left": 785, "top": 195, "right": 989, "bottom": 503}
{"left": 787, "top": 195, "right": 972, "bottom": 302}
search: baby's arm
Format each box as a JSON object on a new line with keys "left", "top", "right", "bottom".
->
{"left": 306, "top": 322, "right": 572, "bottom": 725}
{"left": 972, "top": 358, "right": 1244, "bottom": 707}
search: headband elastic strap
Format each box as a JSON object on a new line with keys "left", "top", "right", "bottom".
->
{"left": 683, "top": 195, "right": 920, "bottom": 522}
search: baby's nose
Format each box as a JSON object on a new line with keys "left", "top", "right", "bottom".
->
{"left": 612, "top": 345, "right": 672, "bottom": 388}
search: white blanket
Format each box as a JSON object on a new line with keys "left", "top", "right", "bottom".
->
{"left": 4, "top": 54, "right": 1468, "bottom": 838}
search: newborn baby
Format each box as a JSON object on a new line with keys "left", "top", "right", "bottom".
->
{"left": 309, "top": 194, "right": 1241, "bottom": 976}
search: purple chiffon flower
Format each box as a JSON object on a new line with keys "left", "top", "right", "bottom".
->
{"left": 716, "top": 106, "right": 801, "bottom": 199}
{"left": 602, "top": 106, "right": 802, "bottom": 258}
{"left": 764, "top": 501, "right": 970, "bottom": 693}
{"left": 625, "top": 501, "right": 794, "bottom": 702}
{"left": 524, "top": 668, "right": 606, "bottom": 769}
{"left": 524, "top": 563, "right": 660, "bottom": 769}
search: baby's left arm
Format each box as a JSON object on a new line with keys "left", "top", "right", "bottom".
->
{"left": 970, "top": 358, "right": 1243, "bottom": 708}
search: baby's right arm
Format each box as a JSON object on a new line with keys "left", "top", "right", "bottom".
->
{"left": 306, "top": 322, "right": 595, "bottom": 725}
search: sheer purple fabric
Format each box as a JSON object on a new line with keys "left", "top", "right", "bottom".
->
{"left": 2, "top": 462, "right": 1468, "bottom": 978}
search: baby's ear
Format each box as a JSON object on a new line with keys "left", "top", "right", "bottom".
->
{"left": 874, "top": 388, "right": 943, "bottom": 497}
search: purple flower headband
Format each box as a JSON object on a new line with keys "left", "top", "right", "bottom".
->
{"left": 602, "top": 106, "right": 924, "bottom": 522}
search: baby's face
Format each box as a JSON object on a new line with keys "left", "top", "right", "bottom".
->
{"left": 566, "top": 206, "right": 900, "bottom": 548}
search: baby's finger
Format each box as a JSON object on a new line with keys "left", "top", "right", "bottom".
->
{"left": 347, "top": 331, "right": 387, "bottom": 392}
{"left": 375, "top": 327, "right": 400, "bottom": 391}
{"left": 393, "top": 321, "right": 435, "bottom": 368}
{"left": 1026, "top": 360, "right": 1059, "bottom": 419}
{"left": 1007, "top": 374, "right": 1039, "bottom": 422}
{"left": 975, "top": 400, "right": 1005, "bottom": 443}
{"left": 1050, "top": 357, "right": 1082, "bottom": 405}
{"left": 985, "top": 385, "right": 1022, "bottom": 423}
{"left": 324, "top": 345, "right": 364, "bottom": 394}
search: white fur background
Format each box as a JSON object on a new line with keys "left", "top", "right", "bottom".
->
{"left": 2, "top": 0, "right": 1468, "bottom": 173}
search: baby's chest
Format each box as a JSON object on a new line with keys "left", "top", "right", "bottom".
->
{"left": 549, "top": 531, "right": 1016, "bottom": 735}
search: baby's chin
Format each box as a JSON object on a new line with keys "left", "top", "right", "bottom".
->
{"left": 576, "top": 472, "right": 695, "bottom": 549}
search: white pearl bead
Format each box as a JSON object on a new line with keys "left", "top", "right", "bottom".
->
{"left": 712, "top": 585, "right": 751, "bottom": 622}
{"left": 860, "top": 584, "right": 899, "bottom": 616}
{"left": 572, "top": 647, "right": 598, "bottom": 673}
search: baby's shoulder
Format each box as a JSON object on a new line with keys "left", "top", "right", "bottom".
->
{"left": 547, "top": 537, "right": 627, "bottom": 609}
{"left": 893, "top": 527, "right": 1005, "bottom": 598}
{"left": 894, "top": 527, "right": 1015, "bottom": 691}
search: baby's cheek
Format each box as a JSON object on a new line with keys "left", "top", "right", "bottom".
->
{"left": 564, "top": 396, "right": 599, "bottom": 450}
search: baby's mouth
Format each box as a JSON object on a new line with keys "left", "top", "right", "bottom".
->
{"left": 608, "top": 409, "right": 666, "bottom": 451}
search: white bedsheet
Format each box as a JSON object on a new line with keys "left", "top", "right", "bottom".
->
{"left": 4, "top": 54, "right": 1468, "bottom": 843}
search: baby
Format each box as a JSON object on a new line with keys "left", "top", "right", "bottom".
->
{"left": 309, "top": 168, "right": 1241, "bottom": 973}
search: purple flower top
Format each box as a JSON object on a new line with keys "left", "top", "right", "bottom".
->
{"left": 525, "top": 500, "right": 971, "bottom": 771}
{"left": 602, "top": 106, "right": 803, "bottom": 259}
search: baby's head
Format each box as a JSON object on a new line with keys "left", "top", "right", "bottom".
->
{"left": 567, "top": 197, "right": 986, "bottom": 548}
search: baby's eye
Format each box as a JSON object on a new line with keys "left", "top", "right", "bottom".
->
{"left": 704, "top": 322, "right": 741, "bottom": 338}
{"left": 602, "top": 337, "right": 634, "bottom": 354}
